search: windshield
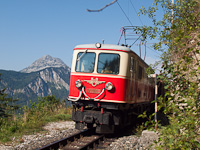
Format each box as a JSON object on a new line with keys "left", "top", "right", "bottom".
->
{"left": 75, "top": 52, "right": 96, "bottom": 73}
{"left": 97, "top": 53, "right": 120, "bottom": 74}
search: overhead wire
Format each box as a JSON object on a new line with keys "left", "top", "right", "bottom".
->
{"left": 117, "top": 0, "right": 161, "bottom": 59}
{"left": 128, "top": 0, "right": 146, "bottom": 60}
{"left": 128, "top": 0, "right": 162, "bottom": 59}
{"left": 146, "top": 46, "right": 162, "bottom": 56}
{"left": 129, "top": 0, "right": 144, "bottom": 25}
{"left": 116, "top": 1, "right": 133, "bottom": 26}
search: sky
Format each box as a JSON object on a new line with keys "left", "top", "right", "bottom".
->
{"left": 0, "top": 0, "right": 163, "bottom": 71}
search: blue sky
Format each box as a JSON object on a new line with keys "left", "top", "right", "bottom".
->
{"left": 0, "top": 0, "right": 162, "bottom": 71}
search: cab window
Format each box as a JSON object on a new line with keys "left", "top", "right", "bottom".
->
{"left": 75, "top": 52, "right": 96, "bottom": 73}
{"left": 97, "top": 53, "right": 120, "bottom": 74}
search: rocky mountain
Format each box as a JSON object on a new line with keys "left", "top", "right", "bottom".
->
{"left": 21, "top": 55, "right": 69, "bottom": 73}
{"left": 0, "top": 55, "right": 71, "bottom": 106}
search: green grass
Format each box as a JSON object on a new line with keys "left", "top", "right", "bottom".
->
{"left": 45, "top": 114, "right": 72, "bottom": 122}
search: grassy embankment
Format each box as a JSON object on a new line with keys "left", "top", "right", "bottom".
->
{"left": 0, "top": 95, "right": 72, "bottom": 143}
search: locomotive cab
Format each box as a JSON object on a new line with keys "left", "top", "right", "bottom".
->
{"left": 68, "top": 43, "right": 154, "bottom": 133}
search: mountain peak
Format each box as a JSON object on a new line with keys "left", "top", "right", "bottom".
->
{"left": 42, "top": 55, "right": 53, "bottom": 59}
{"left": 43, "top": 54, "right": 50, "bottom": 58}
{"left": 21, "top": 55, "right": 67, "bottom": 73}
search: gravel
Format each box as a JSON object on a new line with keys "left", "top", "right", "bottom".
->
{"left": 0, "top": 121, "right": 159, "bottom": 150}
{"left": 0, "top": 121, "right": 78, "bottom": 150}
{"left": 107, "top": 130, "right": 158, "bottom": 150}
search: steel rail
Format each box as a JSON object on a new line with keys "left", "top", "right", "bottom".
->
{"left": 37, "top": 129, "right": 91, "bottom": 150}
{"left": 73, "top": 134, "right": 104, "bottom": 150}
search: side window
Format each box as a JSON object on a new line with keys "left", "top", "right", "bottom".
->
{"left": 144, "top": 69, "right": 147, "bottom": 80}
{"left": 130, "top": 57, "right": 135, "bottom": 73}
{"left": 138, "top": 65, "right": 143, "bottom": 80}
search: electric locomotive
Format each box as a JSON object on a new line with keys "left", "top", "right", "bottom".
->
{"left": 68, "top": 43, "right": 154, "bottom": 133}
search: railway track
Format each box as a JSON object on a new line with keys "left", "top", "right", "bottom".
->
{"left": 37, "top": 119, "right": 143, "bottom": 150}
{"left": 38, "top": 128, "right": 115, "bottom": 150}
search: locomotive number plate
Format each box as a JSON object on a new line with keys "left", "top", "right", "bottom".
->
{"left": 86, "top": 88, "right": 101, "bottom": 94}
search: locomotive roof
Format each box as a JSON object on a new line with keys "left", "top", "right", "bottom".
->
{"left": 74, "top": 44, "right": 132, "bottom": 52}
{"left": 74, "top": 43, "right": 149, "bottom": 67}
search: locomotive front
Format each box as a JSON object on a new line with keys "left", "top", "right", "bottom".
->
{"left": 68, "top": 43, "right": 130, "bottom": 133}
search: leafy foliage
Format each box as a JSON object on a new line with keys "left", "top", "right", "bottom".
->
{"left": 137, "top": 0, "right": 200, "bottom": 149}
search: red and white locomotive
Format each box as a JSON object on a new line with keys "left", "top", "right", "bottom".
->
{"left": 68, "top": 43, "right": 154, "bottom": 133}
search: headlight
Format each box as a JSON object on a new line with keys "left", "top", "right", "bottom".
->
{"left": 75, "top": 80, "right": 82, "bottom": 88}
{"left": 105, "top": 82, "right": 113, "bottom": 91}
{"left": 95, "top": 42, "right": 101, "bottom": 48}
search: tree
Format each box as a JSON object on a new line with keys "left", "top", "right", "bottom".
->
{"left": 138, "top": 0, "right": 200, "bottom": 149}
{"left": 87, "top": 0, "right": 117, "bottom": 12}
{"left": 0, "top": 74, "right": 18, "bottom": 118}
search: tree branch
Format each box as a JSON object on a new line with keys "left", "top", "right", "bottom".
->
{"left": 87, "top": 0, "right": 117, "bottom": 12}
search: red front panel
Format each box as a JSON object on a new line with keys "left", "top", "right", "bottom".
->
{"left": 69, "top": 73, "right": 126, "bottom": 103}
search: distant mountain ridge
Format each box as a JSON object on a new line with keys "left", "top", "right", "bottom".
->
{"left": 21, "top": 55, "right": 68, "bottom": 73}
{"left": 0, "top": 55, "right": 71, "bottom": 106}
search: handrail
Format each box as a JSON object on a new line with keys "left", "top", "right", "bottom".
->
{"left": 82, "top": 86, "right": 105, "bottom": 101}
{"left": 68, "top": 86, "right": 105, "bottom": 102}
{"left": 68, "top": 90, "right": 82, "bottom": 102}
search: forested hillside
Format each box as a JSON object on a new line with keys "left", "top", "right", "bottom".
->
{"left": 0, "top": 66, "right": 70, "bottom": 106}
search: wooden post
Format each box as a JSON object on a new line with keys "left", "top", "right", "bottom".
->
{"left": 171, "top": 0, "right": 174, "bottom": 24}
{"left": 154, "top": 74, "right": 158, "bottom": 130}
